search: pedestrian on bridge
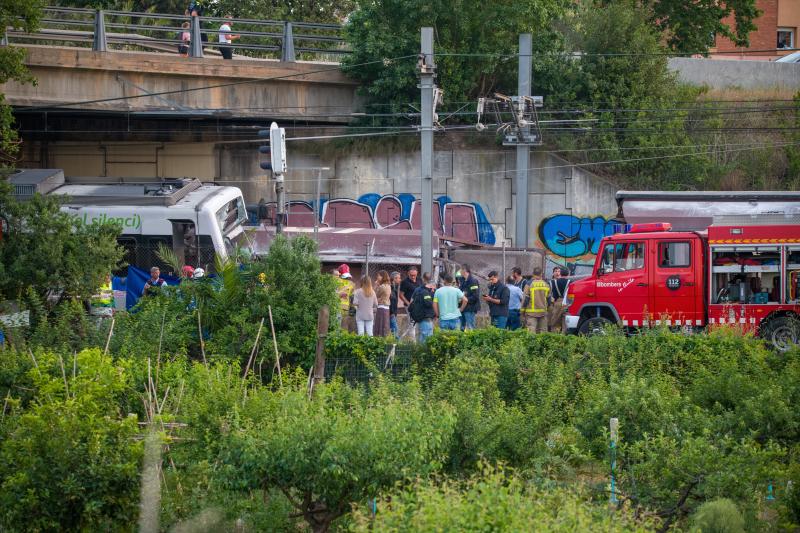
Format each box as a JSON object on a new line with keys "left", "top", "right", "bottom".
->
{"left": 219, "top": 15, "right": 239, "bottom": 60}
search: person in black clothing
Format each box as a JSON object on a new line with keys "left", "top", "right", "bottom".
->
{"left": 548, "top": 267, "right": 570, "bottom": 333}
{"left": 483, "top": 270, "right": 510, "bottom": 329}
{"left": 459, "top": 264, "right": 481, "bottom": 330}
{"left": 409, "top": 272, "right": 436, "bottom": 342}
{"left": 185, "top": 1, "right": 208, "bottom": 44}
{"left": 389, "top": 271, "right": 401, "bottom": 336}
{"left": 399, "top": 267, "right": 422, "bottom": 308}
{"left": 510, "top": 266, "right": 529, "bottom": 327}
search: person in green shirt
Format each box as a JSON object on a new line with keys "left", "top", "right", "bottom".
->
{"left": 433, "top": 272, "right": 467, "bottom": 331}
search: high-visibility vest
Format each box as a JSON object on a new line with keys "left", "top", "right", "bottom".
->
{"left": 523, "top": 279, "right": 550, "bottom": 314}
{"left": 91, "top": 281, "right": 113, "bottom": 307}
{"left": 336, "top": 277, "right": 354, "bottom": 312}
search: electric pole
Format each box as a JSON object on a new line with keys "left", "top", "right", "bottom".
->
{"left": 476, "top": 36, "right": 543, "bottom": 248}
{"left": 515, "top": 34, "right": 532, "bottom": 248}
{"left": 419, "top": 27, "right": 435, "bottom": 275}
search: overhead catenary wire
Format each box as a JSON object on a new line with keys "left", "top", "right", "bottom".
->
{"left": 207, "top": 140, "right": 800, "bottom": 183}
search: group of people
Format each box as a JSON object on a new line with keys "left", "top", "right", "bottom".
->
{"left": 334, "top": 263, "right": 571, "bottom": 342}
{"left": 178, "top": 2, "right": 239, "bottom": 59}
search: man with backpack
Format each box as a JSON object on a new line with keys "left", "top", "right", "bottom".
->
{"left": 408, "top": 272, "right": 436, "bottom": 342}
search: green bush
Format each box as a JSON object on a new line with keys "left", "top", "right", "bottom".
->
{"left": 690, "top": 498, "right": 745, "bottom": 533}
{"left": 351, "top": 465, "right": 657, "bottom": 532}
{"left": 0, "top": 349, "right": 142, "bottom": 532}
{"left": 218, "top": 378, "right": 456, "bottom": 533}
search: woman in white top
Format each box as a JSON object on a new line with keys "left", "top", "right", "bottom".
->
{"left": 352, "top": 275, "right": 378, "bottom": 336}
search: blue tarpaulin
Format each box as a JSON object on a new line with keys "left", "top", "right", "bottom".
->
{"left": 115, "top": 266, "right": 180, "bottom": 309}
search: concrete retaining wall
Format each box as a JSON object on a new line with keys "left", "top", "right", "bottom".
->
{"left": 669, "top": 57, "right": 800, "bottom": 90}
{"left": 21, "top": 139, "right": 620, "bottom": 266}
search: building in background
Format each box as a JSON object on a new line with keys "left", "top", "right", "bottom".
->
{"left": 713, "top": 0, "right": 800, "bottom": 59}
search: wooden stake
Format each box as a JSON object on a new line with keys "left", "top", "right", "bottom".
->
{"left": 156, "top": 309, "right": 166, "bottom": 392}
{"left": 311, "top": 305, "right": 329, "bottom": 392}
{"left": 57, "top": 352, "right": 69, "bottom": 399}
{"left": 103, "top": 316, "right": 115, "bottom": 356}
{"left": 197, "top": 306, "right": 207, "bottom": 365}
{"left": 267, "top": 305, "right": 282, "bottom": 387}
{"left": 242, "top": 317, "right": 265, "bottom": 379}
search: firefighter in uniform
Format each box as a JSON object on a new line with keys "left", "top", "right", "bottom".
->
{"left": 335, "top": 264, "right": 356, "bottom": 332}
{"left": 90, "top": 274, "right": 114, "bottom": 317}
{"left": 522, "top": 267, "right": 550, "bottom": 334}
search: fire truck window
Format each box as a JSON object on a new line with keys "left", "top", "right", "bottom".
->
{"left": 659, "top": 242, "right": 690, "bottom": 268}
{"left": 600, "top": 244, "right": 615, "bottom": 274}
{"left": 788, "top": 248, "right": 800, "bottom": 303}
{"left": 615, "top": 242, "right": 644, "bottom": 272}
{"left": 711, "top": 247, "right": 780, "bottom": 304}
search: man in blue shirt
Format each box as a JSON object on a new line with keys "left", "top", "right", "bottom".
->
{"left": 506, "top": 276, "right": 524, "bottom": 330}
{"left": 434, "top": 273, "right": 467, "bottom": 331}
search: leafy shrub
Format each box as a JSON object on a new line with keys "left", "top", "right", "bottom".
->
{"left": 690, "top": 498, "right": 745, "bottom": 533}
{"left": 0, "top": 349, "right": 142, "bottom": 532}
{"left": 351, "top": 464, "right": 657, "bottom": 532}
{"left": 218, "top": 378, "right": 456, "bottom": 533}
{"left": 622, "top": 433, "right": 783, "bottom": 524}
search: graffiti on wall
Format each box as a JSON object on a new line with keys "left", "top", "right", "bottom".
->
{"left": 262, "top": 193, "right": 496, "bottom": 245}
{"left": 537, "top": 214, "right": 621, "bottom": 259}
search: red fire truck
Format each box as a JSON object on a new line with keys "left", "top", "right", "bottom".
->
{"left": 564, "top": 222, "right": 800, "bottom": 350}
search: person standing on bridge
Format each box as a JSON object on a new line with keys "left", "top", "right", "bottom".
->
{"left": 218, "top": 15, "right": 239, "bottom": 60}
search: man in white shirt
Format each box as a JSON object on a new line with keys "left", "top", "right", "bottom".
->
{"left": 218, "top": 15, "right": 239, "bottom": 60}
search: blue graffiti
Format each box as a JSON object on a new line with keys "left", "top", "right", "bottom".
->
{"left": 538, "top": 214, "right": 620, "bottom": 258}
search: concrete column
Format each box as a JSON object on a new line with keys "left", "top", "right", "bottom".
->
{"left": 92, "top": 10, "right": 107, "bottom": 52}
{"left": 282, "top": 22, "right": 296, "bottom": 62}
{"left": 420, "top": 27, "right": 435, "bottom": 275}
{"left": 189, "top": 16, "right": 203, "bottom": 58}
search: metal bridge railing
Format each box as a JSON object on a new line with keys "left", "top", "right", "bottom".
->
{"left": 3, "top": 6, "right": 350, "bottom": 62}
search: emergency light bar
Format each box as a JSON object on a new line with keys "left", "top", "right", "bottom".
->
{"left": 627, "top": 222, "right": 672, "bottom": 233}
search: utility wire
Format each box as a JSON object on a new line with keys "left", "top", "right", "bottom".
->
{"left": 433, "top": 48, "right": 797, "bottom": 58}
{"left": 203, "top": 140, "right": 800, "bottom": 182}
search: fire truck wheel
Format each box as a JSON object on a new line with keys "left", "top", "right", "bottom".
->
{"left": 578, "top": 316, "right": 613, "bottom": 336}
{"left": 762, "top": 316, "right": 800, "bottom": 352}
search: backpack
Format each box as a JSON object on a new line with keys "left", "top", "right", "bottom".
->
{"left": 408, "top": 287, "right": 429, "bottom": 323}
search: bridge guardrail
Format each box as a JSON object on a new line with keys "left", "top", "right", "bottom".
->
{"left": 2, "top": 6, "right": 350, "bottom": 63}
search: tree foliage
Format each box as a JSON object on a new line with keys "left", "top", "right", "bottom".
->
{"left": 637, "top": 0, "right": 760, "bottom": 54}
{"left": 0, "top": 349, "right": 142, "bottom": 532}
{"left": 342, "top": 0, "right": 570, "bottom": 121}
{"left": 219, "top": 378, "right": 456, "bottom": 532}
{"left": 0, "top": 183, "right": 124, "bottom": 301}
{"left": 352, "top": 465, "right": 656, "bottom": 532}
{"left": 0, "top": 0, "right": 42, "bottom": 164}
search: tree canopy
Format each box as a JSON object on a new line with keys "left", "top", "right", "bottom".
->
{"left": 342, "top": 0, "right": 570, "bottom": 122}
{"left": 0, "top": 0, "right": 42, "bottom": 166}
{"left": 0, "top": 183, "right": 124, "bottom": 302}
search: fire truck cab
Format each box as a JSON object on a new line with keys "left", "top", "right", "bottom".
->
{"left": 565, "top": 222, "right": 800, "bottom": 350}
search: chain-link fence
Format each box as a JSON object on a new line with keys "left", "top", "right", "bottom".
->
{"left": 324, "top": 343, "right": 415, "bottom": 385}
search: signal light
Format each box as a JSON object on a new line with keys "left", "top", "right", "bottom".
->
{"left": 257, "top": 123, "right": 287, "bottom": 175}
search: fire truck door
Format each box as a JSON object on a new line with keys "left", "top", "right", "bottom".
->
{"left": 595, "top": 241, "right": 650, "bottom": 325}
{"left": 650, "top": 240, "right": 697, "bottom": 325}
